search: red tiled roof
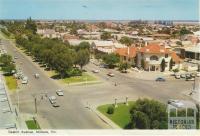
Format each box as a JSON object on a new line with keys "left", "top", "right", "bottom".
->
{"left": 115, "top": 47, "right": 137, "bottom": 58}
{"left": 170, "top": 52, "right": 182, "bottom": 63}
{"left": 139, "top": 44, "right": 170, "bottom": 54}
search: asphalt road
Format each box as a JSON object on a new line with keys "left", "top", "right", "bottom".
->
{"left": 0, "top": 33, "right": 110, "bottom": 129}
{"left": 0, "top": 32, "right": 194, "bottom": 129}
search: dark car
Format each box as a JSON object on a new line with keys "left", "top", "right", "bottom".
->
{"left": 155, "top": 77, "right": 166, "bottom": 82}
{"left": 185, "top": 77, "right": 194, "bottom": 81}
{"left": 52, "top": 103, "right": 60, "bottom": 108}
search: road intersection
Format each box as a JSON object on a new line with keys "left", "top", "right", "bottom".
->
{"left": 0, "top": 32, "right": 194, "bottom": 129}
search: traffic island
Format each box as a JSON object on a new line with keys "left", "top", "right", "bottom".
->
{"left": 97, "top": 99, "right": 169, "bottom": 129}
{"left": 25, "top": 120, "right": 40, "bottom": 129}
{"left": 97, "top": 101, "right": 135, "bottom": 129}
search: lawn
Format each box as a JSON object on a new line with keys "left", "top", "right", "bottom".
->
{"left": 62, "top": 72, "right": 97, "bottom": 84}
{"left": 4, "top": 76, "right": 17, "bottom": 91}
{"left": 25, "top": 120, "right": 40, "bottom": 129}
{"left": 97, "top": 101, "right": 135, "bottom": 128}
{"left": 46, "top": 69, "right": 97, "bottom": 84}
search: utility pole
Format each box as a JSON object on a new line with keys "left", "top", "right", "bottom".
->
{"left": 34, "top": 97, "right": 37, "bottom": 114}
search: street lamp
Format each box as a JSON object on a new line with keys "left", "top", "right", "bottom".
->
{"left": 125, "top": 96, "right": 129, "bottom": 106}
{"left": 32, "top": 92, "right": 48, "bottom": 114}
{"left": 32, "top": 92, "right": 48, "bottom": 129}
{"left": 114, "top": 98, "right": 118, "bottom": 108}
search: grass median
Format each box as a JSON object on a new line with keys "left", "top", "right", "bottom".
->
{"left": 4, "top": 75, "right": 17, "bottom": 92}
{"left": 62, "top": 72, "right": 97, "bottom": 84}
{"left": 25, "top": 120, "right": 40, "bottom": 129}
{"left": 97, "top": 102, "right": 135, "bottom": 128}
{"left": 47, "top": 70, "right": 97, "bottom": 84}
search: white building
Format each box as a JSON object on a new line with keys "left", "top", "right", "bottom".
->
{"left": 37, "top": 29, "right": 61, "bottom": 39}
{"left": 137, "top": 44, "right": 182, "bottom": 71}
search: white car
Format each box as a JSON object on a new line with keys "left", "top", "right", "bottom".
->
{"left": 180, "top": 74, "right": 186, "bottom": 78}
{"left": 92, "top": 69, "right": 99, "bottom": 73}
{"left": 21, "top": 76, "right": 28, "bottom": 84}
{"left": 49, "top": 96, "right": 56, "bottom": 104}
{"left": 107, "top": 72, "right": 115, "bottom": 77}
{"left": 175, "top": 74, "right": 181, "bottom": 79}
{"left": 56, "top": 90, "right": 64, "bottom": 96}
{"left": 34, "top": 73, "right": 39, "bottom": 78}
{"left": 21, "top": 79, "right": 28, "bottom": 84}
{"left": 196, "top": 72, "right": 200, "bottom": 77}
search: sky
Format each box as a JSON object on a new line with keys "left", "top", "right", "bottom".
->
{"left": 0, "top": 0, "right": 199, "bottom": 20}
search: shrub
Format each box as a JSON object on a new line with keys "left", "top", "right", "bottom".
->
{"left": 107, "top": 106, "right": 114, "bottom": 114}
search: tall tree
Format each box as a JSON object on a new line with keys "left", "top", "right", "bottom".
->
{"left": 103, "top": 53, "right": 120, "bottom": 68}
{"left": 141, "top": 58, "right": 145, "bottom": 69}
{"left": 25, "top": 17, "right": 37, "bottom": 34}
{"left": 0, "top": 54, "right": 16, "bottom": 75}
{"left": 76, "top": 49, "right": 90, "bottom": 70}
{"left": 131, "top": 111, "right": 150, "bottom": 129}
{"left": 160, "top": 59, "right": 166, "bottom": 72}
{"left": 169, "top": 58, "right": 173, "bottom": 70}
{"left": 120, "top": 36, "right": 133, "bottom": 46}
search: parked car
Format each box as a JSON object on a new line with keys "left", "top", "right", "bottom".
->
{"left": 196, "top": 72, "right": 200, "bottom": 77}
{"left": 175, "top": 74, "right": 181, "bottom": 79}
{"left": 190, "top": 73, "right": 196, "bottom": 78}
{"left": 34, "top": 73, "right": 39, "bottom": 78}
{"left": 107, "top": 72, "right": 114, "bottom": 77}
{"left": 186, "top": 77, "right": 195, "bottom": 81}
{"left": 49, "top": 96, "right": 56, "bottom": 104}
{"left": 155, "top": 77, "right": 166, "bottom": 82}
{"left": 21, "top": 79, "right": 28, "bottom": 84}
{"left": 56, "top": 90, "right": 64, "bottom": 96}
{"left": 186, "top": 74, "right": 191, "bottom": 78}
{"left": 21, "top": 76, "right": 28, "bottom": 84}
{"left": 52, "top": 103, "right": 60, "bottom": 108}
{"left": 92, "top": 69, "right": 99, "bottom": 73}
{"left": 180, "top": 74, "right": 186, "bottom": 78}
{"left": 99, "top": 64, "right": 108, "bottom": 68}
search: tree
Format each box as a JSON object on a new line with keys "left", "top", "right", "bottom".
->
{"left": 129, "top": 99, "right": 168, "bottom": 129}
{"left": 54, "top": 53, "right": 73, "bottom": 78}
{"left": 152, "top": 120, "right": 160, "bottom": 129}
{"left": 25, "top": 17, "right": 37, "bottom": 34}
{"left": 169, "top": 58, "right": 173, "bottom": 71}
{"left": 119, "top": 62, "right": 130, "bottom": 73}
{"left": 0, "top": 54, "right": 16, "bottom": 75}
{"left": 2, "top": 63, "right": 16, "bottom": 75}
{"left": 107, "top": 106, "right": 114, "bottom": 114}
{"left": 120, "top": 36, "right": 133, "bottom": 46}
{"left": 0, "top": 54, "right": 12, "bottom": 66}
{"left": 75, "top": 42, "right": 90, "bottom": 51}
{"left": 160, "top": 59, "right": 166, "bottom": 72}
{"left": 179, "top": 27, "right": 192, "bottom": 36}
{"left": 103, "top": 53, "right": 120, "bottom": 68}
{"left": 100, "top": 32, "right": 112, "bottom": 40}
{"left": 76, "top": 49, "right": 90, "bottom": 70}
{"left": 172, "top": 68, "right": 179, "bottom": 74}
{"left": 131, "top": 111, "right": 150, "bottom": 129}
{"left": 141, "top": 58, "right": 145, "bottom": 69}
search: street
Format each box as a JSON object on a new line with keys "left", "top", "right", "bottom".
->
{"left": 0, "top": 32, "right": 194, "bottom": 129}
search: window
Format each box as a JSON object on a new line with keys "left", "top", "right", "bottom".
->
{"left": 150, "top": 55, "right": 159, "bottom": 61}
{"left": 165, "top": 54, "right": 168, "bottom": 58}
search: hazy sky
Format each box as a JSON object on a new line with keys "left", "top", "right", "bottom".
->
{"left": 0, "top": 0, "right": 199, "bottom": 20}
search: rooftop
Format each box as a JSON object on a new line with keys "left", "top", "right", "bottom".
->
{"left": 139, "top": 44, "right": 170, "bottom": 54}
